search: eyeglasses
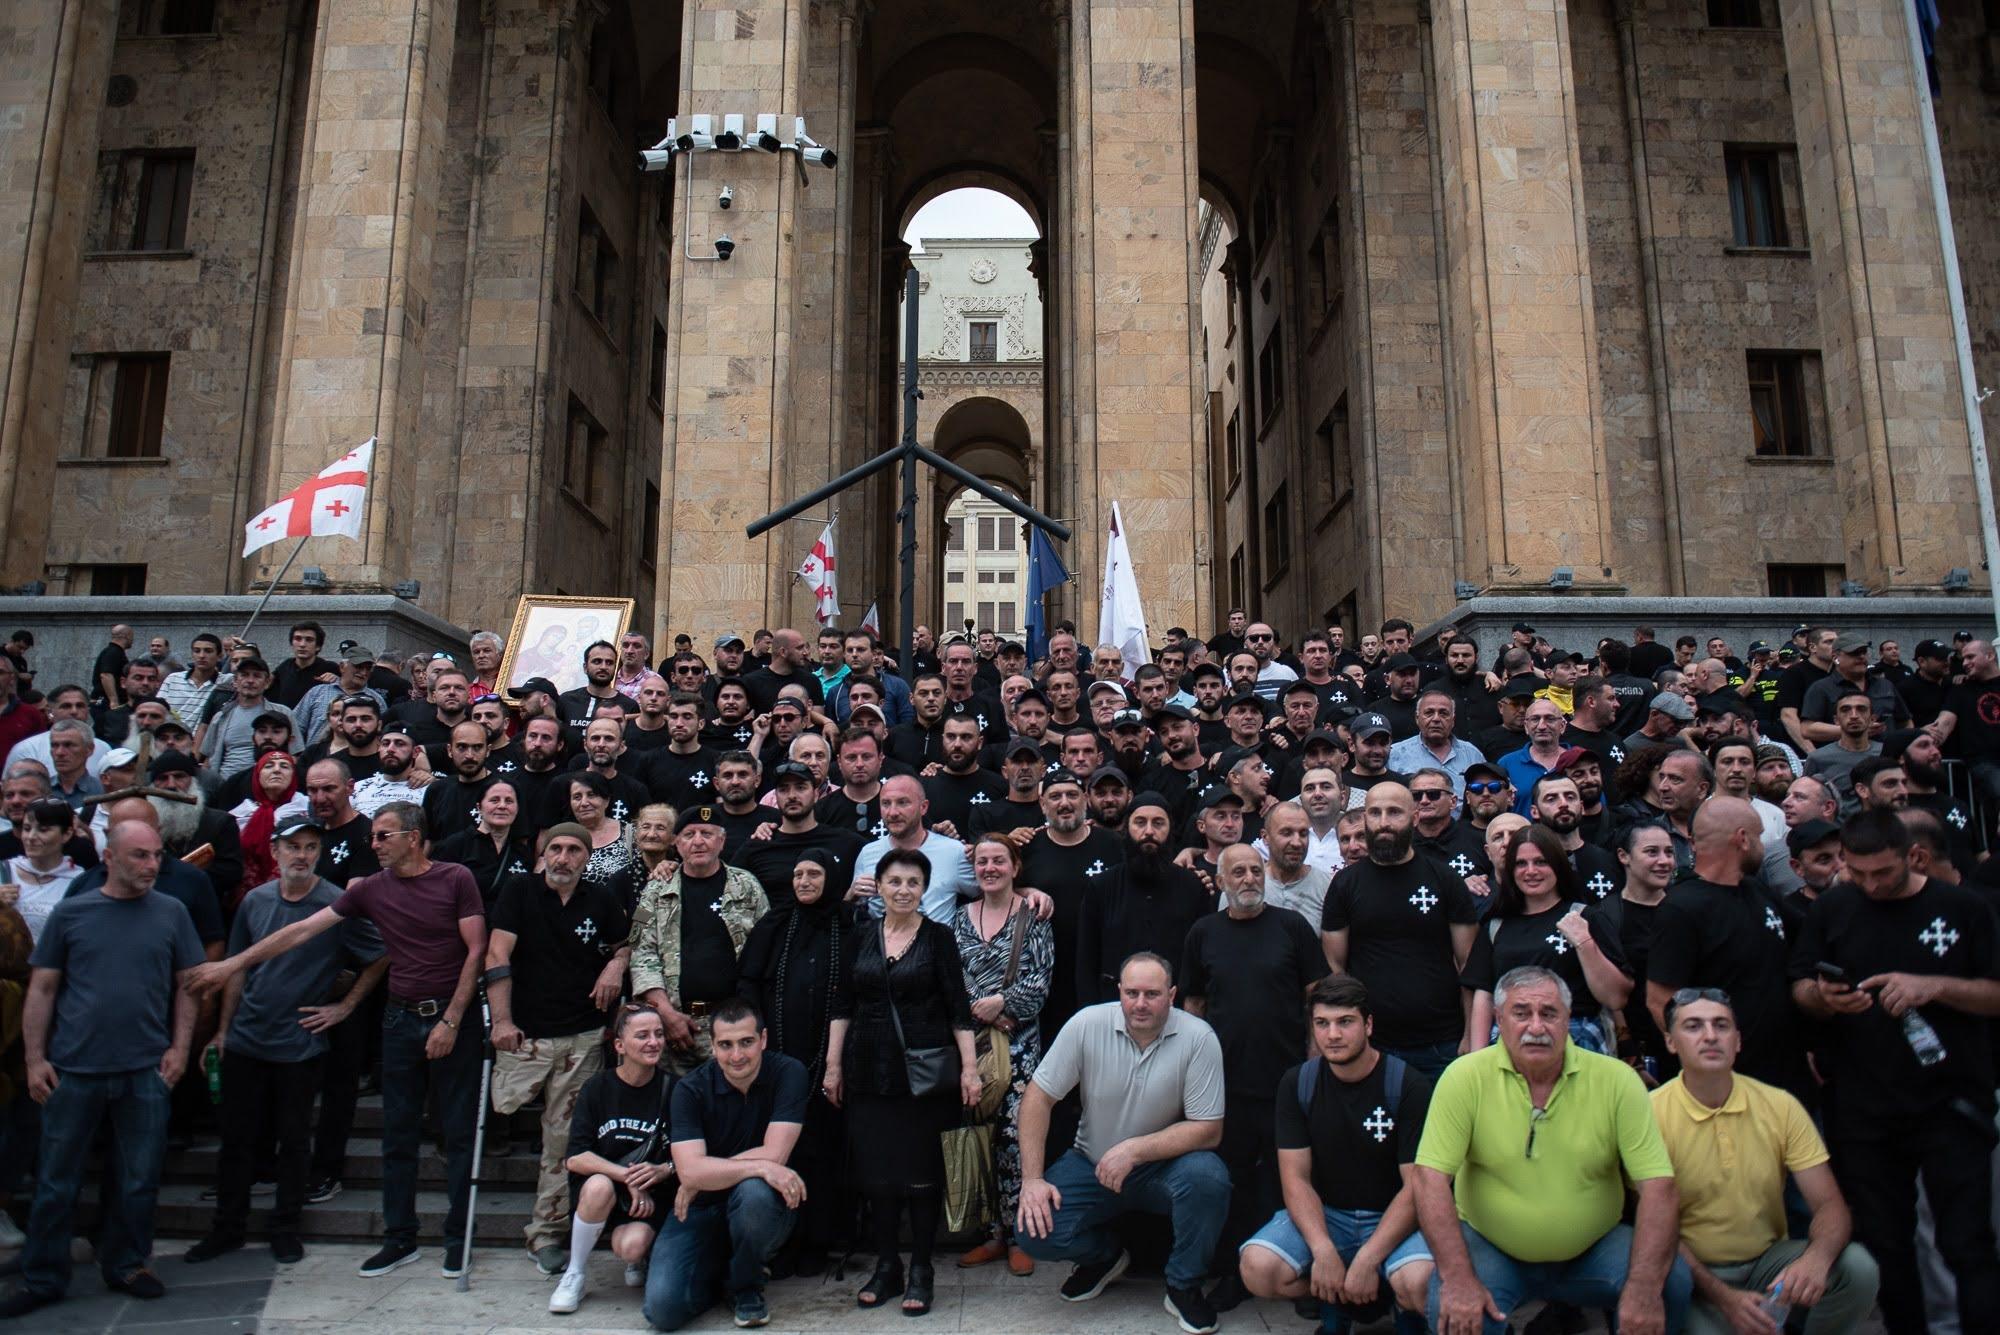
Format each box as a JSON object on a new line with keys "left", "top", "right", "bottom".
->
{"left": 1664, "top": 986, "right": 1732, "bottom": 1026}
{"left": 369, "top": 828, "right": 416, "bottom": 844}
{"left": 1247, "top": 633, "right": 1274, "bottom": 642}
{"left": 1411, "top": 790, "right": 1450, "bottom": 803}
{"left": 471, "top": 693, "right": 502, "bottom": 706}
{"left": 1464, "top": 781, "right": 1508, "bottom": 795}
{"left": 1526, "top": 1106, "right": 1548, "bottom": 1159}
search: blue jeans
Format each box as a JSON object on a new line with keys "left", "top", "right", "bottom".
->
{"left": 21, "top": 1068, "right": 172, "bottom": 1296}
{"left": 1381, "top": 1039, "right": 1460, "bottom": 1080}
{"left": 380, "top": 1004, "right": 484, "bottom": 1248}
{"left": 1426, "top": 1221, "right": 1692, "bottom": 1335}
{"left": 642, "top": 1178, "right": 796, "bottom": 1330}
{"left": 1017, "top": 1148, "right": 1231, "bottom": 1289}
{"left": 1242, "top": 1205, "right": 1431, "bottom": 1334}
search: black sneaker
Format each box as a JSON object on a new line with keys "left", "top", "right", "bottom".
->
{"left": 183, "top": 1233, "right": 244, "bottom": 1264}
{"left": 1207, "top": 1273, "right": 1251, "bottom": 1312}
{"left": 441, "top": 1240, "right": 466, "bottom": 1279}
{"left": 733, "top": 1289, "right": 771, "bottom": 1328}
{"left": 108, "top": 1269, "right": 166, "bottom": 1300}
{"left": 306, "top": 1178, "right": 341, "bottom": 1205}
{"left": 1058, "top": 1249, "right": 1129, "bottom": 1302}
{"left": 0, "top": 1289, "right": 56, "bottom": 1318}
{"left": 1164, "top": 1285, "right": 1220, "bottom": 1335}
{"left": 271, "top": 1232, "right": 304, "bottom": 1264}
{"left": 358, "top": 1242, "right": 420, "bottom": 1277}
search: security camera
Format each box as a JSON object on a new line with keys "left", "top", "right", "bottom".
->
{"left": 715, "top": 114, "right": 744, "bottom": 151}
{"left": 714, "top": 235, "right": 735, "bottom": 260}
{"left": 639, "top": 147, "right": 675, "bottom": 173}
{"left": 749, "top": 113, "right": 783, "bottom": 153}
{"left": 800, "top": 144, "right": 837, "bottom": 168}
{"left": 678, "top": 114, "right": 713, "bottom": 152}
{"left": 718, "top": 184, "right": 733, "bottom": 209}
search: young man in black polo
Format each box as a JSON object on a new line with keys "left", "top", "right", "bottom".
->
{"left": 644, "top": 999, "right": 808, "bottom": 1331}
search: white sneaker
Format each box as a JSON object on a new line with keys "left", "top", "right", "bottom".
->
{"left": 623, "top": 1261, "right": 647, "bottom": 1288}
{"left": 549, "top": 1269, "right": 587, "bottom": 1314}
{"left": 0, "top": 1214, "right": 23, "bottom": 1248}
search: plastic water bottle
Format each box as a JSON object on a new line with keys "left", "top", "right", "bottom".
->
{"left": 1758, "top": 1281, "right": 1789, "bottom": 1327}
{"left": 1902, "top": 1010, "right": 1948, "bottom": 1067}
{"left": 204, "top": 1047, "right": 222, "bottom": 1103}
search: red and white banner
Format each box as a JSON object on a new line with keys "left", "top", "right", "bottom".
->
{"left": 798, "top": 521, "right": 839, "bottom": 626}
{"left": 859, "top": 601, "right": 881, "bottom": 638}
{"left": 243, "top": 438, "right": 374, "bottom": 557}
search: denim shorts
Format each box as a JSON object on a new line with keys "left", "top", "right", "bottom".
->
{"left": 1240, "top": 1205, "right": 1433, "bottom": 1277}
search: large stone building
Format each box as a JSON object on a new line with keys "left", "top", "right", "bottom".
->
{"left": 0, "top": 0, "right": 1994, "bottom": 647}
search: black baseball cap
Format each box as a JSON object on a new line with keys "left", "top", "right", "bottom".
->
{"left": 1013, "top": 687, "right": 1049, "bottom": 710}
{"left": 1154, "top": 702, "right": 1194, "bottom": 723}
{"left": 1004, "top": 737, "right": 1045, "bottom": 761}
{"left": 509, "top": 676, "right": 561, "bottom": 700}
{"left": 1352, "top": 712, "right": 1392, "bottom": 740}
{"left": 1385, "top": 653, "right": 1420, "bottom": 672}
{"left": 272, "top": 814, "right": 322, "bottom": 841}
{"left": 1915, "top": 639, "right": 1950, "bottom": 661}
{"left": 1223, "top": 692, "right": 1264, "bottom": 713}
{"left": 1465, "top": 760, "right": 1508, "bottom": 784}
{"left": 252, "top": 710, "right": 293, "bottom": 732}
{"left": 1499, "top": 677, "right": 1540, "bottom": 701}
{"left": 1086, "top": 764, "right": 1129, "bottom": 790}
{"left": 1787, "top": 819, "right": 1841, "bottom": 855}
{"left": 1195, "top": 787, "right": 1246, "bottom": 813}
{"left": 148, "top": 750, "right": 201, "bottom": 778}
{"left": 771, "top": 761, "right": 816, "bottom": 786}
{"left": 1189, "top": 662, "right": 1226, "bottom": 683}
{"left": 1042, "top": 766, "right": 1083, "bottom": 791}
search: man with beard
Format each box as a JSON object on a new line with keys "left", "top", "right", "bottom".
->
{"left": 1436, "top": 637, "right": 1499, "bottom": 736}
{"left": 970, "top": 739, "right": 1048, "bottom": 843}
{"left": 420, "top": 721, "right": 502, "bottom": 842}
{"left": 1319, "top": 783, "right": 1481, "bottom": 1078}
{"left": 352, "top": 721, "right": 427, "bottom": 817}
{"left": 559, "top": 642, "right": 641, "bottom": 742}
{"left": 1409, "top": 768, "right": 1489, "bottom": 885}
{"left": 1104, "top": 709, "right": 1154, "bottom": 784}
{"left": 921, "top": 714, "right": 1006, "bottom": 834}
{"left": 1086, "top": 764, "right": 1134, "bottom": 833}
{"left": 301, "top": 695, "right": 386, "bottom": 782}
{"left": 1074, "top": 794, "right": 1213, "bottom": 1006}
{"left": 1257, "top": 802, "right": 1331, "bottom": 925}
{"left": 1180, "top": 788, "right": 1247, "bottom": 884}
{"left": 294, "top": 650, "right": 386, "bottom": 750}
{"left": 646, "top": 693, "right": 718, "bottom": 810}
{"left": 1527, "top": 772, "right": 1624, "bottom": 902}
{"left": 984, "top": 687, "right": 1058, "bottom": 770}
{"left": 1896, "top": 639, "right": 1955, "bottom": 729}
{"left": 486, "top": 716, "right": 561, "bottom": 827}
{"left": 887, "top": 673, "right": 949, "bottom": 768}
{"left": 1647, "top": 797, "right": 1809, "bottom": 1102}
{"left": 1344, "top": 714, "right": 1409, "bottom": 799}
{"left": 700, "top": 679, "right": 757, "bottom": 752}
{"left": 710, "top": 751, "right": 769, "bottom": 859}
{"left": 734, "top": 762, "right": 865, "bottom": 911}
{"left": 394, "top": 663, "right": 472, "bottom": 757}
{"left": 1185, "top": 663, "right": 1233, "bottom": 753}
{"left": 741, "top": 628, "right": 825, "bottom": 713}
{"left": 1369, "top": 657, "right": 1425, "bottom": 741}
{"left": 1184, "top": 843, "right": 1332, "bottom": 1307}
{"left": 485, "top": 824, "right": 633, "bottom": 1275}
{"left": 817, "top": 727, "right": 888, "bottom": 840}
{"left": 1562, "top": 676, "right": 1628, "bottom": 772}
{"left": 1882, "top": 728, "right": 1981, "bottom": 872}
{"left": 146, "top": 750, "right": 244, "bottom": 910}
{"left": 1019, "top": 768, "right": 1124, "bottom": 1039}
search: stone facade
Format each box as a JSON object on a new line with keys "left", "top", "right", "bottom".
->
{"left": 0, "top": 0, "right": 1992, "bottom": 651}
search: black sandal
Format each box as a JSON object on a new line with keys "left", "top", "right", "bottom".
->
{"left": 902, "top": 1262, "right": 934, "bottom": 1316}
{"left": 858, "top": 1259, "right": 905, "bottom": 1308}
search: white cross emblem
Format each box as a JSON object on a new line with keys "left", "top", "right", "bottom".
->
{"left": 1763, "top": 906, "right": 1785, "bottom": 937}
{"left": 1948, "top": 807, "right": 1968, "bottom": 830}
{"left": 1609, "top": 746, "right": 1626, "bottom": 764}
{"left": 1086, "top": 859, "right": 1107, "bottom": 877}
{"left": 1362, "top": 1107, "right": 1395, "bottom": 1143}
{"left": 870, "top": 820, "right": 887, "bottom": 838}
{"left": 496, "top": 760, "right": 517, "bottom": 773}
{"left": 1448, "top": 854, "right": 1476, "bottom": 877}
{"left": 1920, "top": 917, "right": 1961, "bottom": 958}
{"left": 508, "top": 859, "right": 528, "bottom": 876}
{"left": 1330, "top": 691, "right": 1348, "bottom": 705}
{"left": 611, "top": 800, "right": 630, "bottom": 821}
{"left": 1410, "top": 885, "right": 1439, "bottom": 914}
{"left": 469, "top": 804, "right": 481, "bottom": 822}
{"left": 1545, "top": 931, "right": 1571, "bottom": 956}
{"left": 732, "top": 726, "right": 752, "bottom": 745}
{"left": 330, "top": 840, "right": 350, "bottom": 864}
{"left": 709, "top": 897, "right": 725, "bottom": 914}
{"left": 690, "top": 770, "right": 709, "bottom": 788}
{"left": 970, "top": 792, "right": 991, "bottom": 805}
{"left": 1586, "top": 872, "right": 1614, "bottom": 899}
{"left": 575, "top": 917, "right": 597, "bottom": 943}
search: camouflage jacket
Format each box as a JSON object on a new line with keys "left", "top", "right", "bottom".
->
{"left": 627, "top": 863, "right": 768, "bottom": 1008}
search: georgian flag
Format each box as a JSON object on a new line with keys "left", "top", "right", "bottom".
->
{"left": 860, "top": 601, "right": 881, "bottom": 639}
{"left": 799, "top": 521, "right": 838, "bottom": 626}
{"left": 243, "top": 438, "right": 374, "bottom": 556}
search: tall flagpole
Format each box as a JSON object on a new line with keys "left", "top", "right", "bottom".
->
{"left": 238, "top": 536, "right": 310, "bottom": 644}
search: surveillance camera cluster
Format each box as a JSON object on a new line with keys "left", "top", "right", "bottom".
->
{"left": 638, "top": 113, "right": 839, "bottom": 173}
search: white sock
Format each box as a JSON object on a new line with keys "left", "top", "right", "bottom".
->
{"left": 566, "top": 1216, "right": 606, "bottom": 1277}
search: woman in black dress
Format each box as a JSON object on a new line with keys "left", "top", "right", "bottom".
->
{"left": 430, "top": 781, "right": 533, "bottom": 912}
{"left": 822, "top": 849, "right": 979, "bottom": 1316}
{"left": 735, "top": 853, "right": 851, "bottom": 1270}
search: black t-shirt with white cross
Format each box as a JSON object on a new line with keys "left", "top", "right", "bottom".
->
{"left": 969, "top": 795, "right": 1045, "bottom": 841}
{"left": 489, "top": 873, "right": 631, "bottom": 1037}
{"left": 540, "top": 765, "right": 651, "bottom": 831}
{"left": 649, "top": 746, "right": 721, "bottom": 810}
{"left": 1019, "top": 825, "right": 1125, "bottom": 1036}
{"left": 315, "top": 812, "right": 381, "bottom": 887}
{"left": 1274, "top": 1053, "right": 1434, "bottom": 1212}
{"left": 423, "top": 772, "right": 502, "bottom": 842}
{"left": 677, "top": 870, "right": 742, "bottom": 1005}
{"left": 1459, "top": 900, "right": 1629, "bottom": 1005}
{"left": 923, "top": 766, "right": 1010, "bottom": 834}
{"left": 733, "top": 824, "right": 866, "bottom": 911}
{"left": 1415, "top": 819, "right": 1491, "bottom": 883}
{"left": 1183, "top": 907, "right": 1331, "bottom": 1099}
{"left": 699, "top": 718, "right": 758, "bottom": 754}
{"left": 1789, "top": 878, "right": 2000, "bottom": 1139}
{"left": 1319, "top": 853, "right": 1481, "bottom": 1049}
{"left": 1649, "top": 877, "right": 1809, "bottom": 1099}
{"left": 817, "top": 788, "right": 888, "bottom": 843}
{"left": 1562, "top": 724, "right": 1627, "bottom": 772}
{"left": 1568, "top": 841, "right": 1624, "bottom": 903}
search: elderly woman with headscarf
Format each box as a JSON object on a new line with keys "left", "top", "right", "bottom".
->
{"left": 228, "top": 749, "right": 308, "bottom": 902}
{"left": 736, "top": 850, "right": 854, "bottom": 1273}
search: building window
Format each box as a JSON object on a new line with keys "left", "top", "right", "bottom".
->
{"left": 1258, "top": 324, "right": 1284, "bottom": 430}
{"left": 977, "top": 517, "right": 999, "bottom": 551}
{"left": 978, "top": 570, "right": 997, "bottom": 585}
{"left": 140, "top": 0, "right": 217, "bottom": 35}
{"left": 1747, "top": 351, "right": 1818, "bottom": 457}
{"left": 977, "top": 602, "right": 997, "bottom": 631}
{"left": 1305, "top": 204, "right": 1341, "bottom": 327}
{"left": 997, "top": 568, "right": 1015, "bottom": 583}
{"left": 997, "top": 603, "right": 1017, "bottom": 634}
{"left": 968, "top": 321, "right": 998, "bottom": 362}
{"left": 1229, "top": 545, "right": 1247, "bottom": 613}
{"left": 1263, "top": 483, "right": 1292, "bottom": 581}
{"left": 575, "top": 202, "right": 618, "bottom": 328}
{"left": 1317, "top": 398, "right": 1351, "bottom": 512}
{"left": 130, "top": 153, "right": 194, "bottom": 251}
{"left": 1225, "top": 409, "right": 1242, "bottom": 490}
{"left": 649, "top": 321, "right": 667, "bottom": 409}
{"left": 947, "top": 570, "right": 964, "bottom": 584}
{"left": 1726, "top": 147, "right": 1792, "bottom": 248}
{"left": 85, "top": 564, "right": 148, "bottom": 596}
{"left": 1707, "top": 0, "right": 1768, "bottom": 27}
{"left": 946, "top": 600, "right": 965, "bottom": 628}
{"left": 640, "top": 481, "right": 659, "bottom": 570}
{"left": 107, "top": 354, "right": 170, "bottom": 458}
{"left": 1767, "top": 563, "right": 1838, "bottom": 598}
{"left": 948, "top": 518, "right": 965, "bottom": 551}
{"left": 565, "top": 396, "right": 609, "bottom": 515}
{"left": 587, "top": 21, "right": 618, "bottom": 115}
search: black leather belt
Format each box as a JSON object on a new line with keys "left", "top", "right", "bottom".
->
{"left": 388, "top": 996, "right": 448, "bottom": 1018}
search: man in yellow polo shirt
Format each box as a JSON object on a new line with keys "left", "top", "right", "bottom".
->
{"left": 1652, "top": 989, "right": 1878, "bottom": 1334}
{"left": 1414, "top": 965, "right": 1689, "bottom": 1335}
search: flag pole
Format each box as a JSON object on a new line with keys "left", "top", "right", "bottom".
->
{"left": 238, "top": 535, "right": 310, "bottom": 644}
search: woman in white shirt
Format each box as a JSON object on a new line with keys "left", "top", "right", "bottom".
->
{"left": 2, "top": 797, "right": 85, "bottom": 941}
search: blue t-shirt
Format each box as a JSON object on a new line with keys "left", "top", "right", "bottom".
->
{"left": 226, "top": 878, "right": 385, "bottom": 1062}
{"left": 31, "top": 889, "right": 204, "bottom": 1073}
{"left": 669, "top": 1051, "right": 809, "bottom": 1206}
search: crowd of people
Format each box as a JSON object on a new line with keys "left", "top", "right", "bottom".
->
{"left": 0, "top": 611, "right": 1997, "bottom": 1334}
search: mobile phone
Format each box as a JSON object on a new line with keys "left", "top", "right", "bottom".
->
{"left": 1814, "top": 961, "right": 1848, "bottom": 983}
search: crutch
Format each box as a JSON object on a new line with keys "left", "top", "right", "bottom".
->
{"left": 456, "top": 983, "right": 495, "bottom": 1292}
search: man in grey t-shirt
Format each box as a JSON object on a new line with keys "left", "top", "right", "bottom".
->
{"left": 1015, "top": 953, "right": 1231, "bottom": 1335}
{"left": 8, "top": 820, "right": 203, "bottom": 1315}
{"left": 183, "top": 816, "right": 387, "bottom": 1266}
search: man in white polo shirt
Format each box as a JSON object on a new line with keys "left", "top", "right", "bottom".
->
{"left": 1015, "top": 952, "right": 1231, "bottom": 1335}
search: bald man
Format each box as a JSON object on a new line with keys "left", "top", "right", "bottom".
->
{"left": 1647, "top": 797, "right": 1810, "bottom": 1100}
{"left": 64, "top": 796, "right": 225, "bottom": 957}
{"left": 9, "top": 818, "right": 205, "bottom": 1314}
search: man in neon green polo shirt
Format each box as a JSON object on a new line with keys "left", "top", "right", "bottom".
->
{"left": 1413, "top": 965, "right": 1690, "bottom": 1335}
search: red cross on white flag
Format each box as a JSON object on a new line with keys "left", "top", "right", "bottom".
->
{"left": 242, "top": 439, "right": 375, "bottom": 557}
{"left": 798, "top": 521, "right": 838, "bottom": 626}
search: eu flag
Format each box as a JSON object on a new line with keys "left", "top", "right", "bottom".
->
{"left": 1025, "top": 526, "right": 1072, "bottom": 663}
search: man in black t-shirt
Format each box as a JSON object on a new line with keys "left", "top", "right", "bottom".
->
{"left": 485, "top": 824, "right": 633, "bottom": 1274}
{"left": 733, "top": 762, "right": 865, "bottom": 910}
{"left": 1237, "top": 975, "right": 1435, "bottom": 1330}
{"left": 647, "top": 693, "right": 718, "bottom": 809}
{"left": 969, "top": 738, "right": 1049, "bottom": 841}
{"left": 1184, "top": 844, "right": 1331, "bottom": 1304}
{"left": 1934, "top": 637, "right": 2000, "bottom": 804}
{"left": 1790, "top": 810, "right": 2000, "bottom": 1334}
{"left": 921, "top": 715, "right": 1006, "bottom": 833}
{"left": 1019, "top": 769, "right": 1123, "bottom": 1037}
{"left": 305, "top": 759, "right": 380, "bottom": 887}
{"left": 1319, "top": 782, "right": 1480, "bottom": 1078}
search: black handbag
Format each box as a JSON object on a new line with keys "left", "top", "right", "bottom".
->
{"left": 881, "top": 921, "right": 959, "bottom": 1098}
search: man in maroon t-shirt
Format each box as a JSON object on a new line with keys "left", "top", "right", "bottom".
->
{"left": 188, "top": 801, "right": 487, "bottom": 1279}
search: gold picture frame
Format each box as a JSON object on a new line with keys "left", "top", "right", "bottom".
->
{"left": 496, "top": 595, "right": 636, "bottom": 697}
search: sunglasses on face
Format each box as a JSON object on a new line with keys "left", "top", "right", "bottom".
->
{"left": 1464, "top": 780, "right": 1508, "bottom": 795}
{"left": 1411, "top": 790, "right": 1451, "bottom": 803}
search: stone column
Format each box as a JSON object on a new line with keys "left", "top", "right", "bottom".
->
{"left": 1063, "top": 0, "right": 1209, "bottom": 641}
{"left": 1426, "top": 0, "right": 1618, "bottom": 594}
{"left": 1780, "top": 0, "right": 1984, "bottom": 590}
{"left": 260, "top": 0, "right": 463, "bottom": 589}
{"left": 841, "top": 125, "right": 892, "bottom": 610}
{"left": 0, "top": 0, "right": 117, "bottom": 583}
{"left": 656, "top": 0, "right": 811, "bottom": 641}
